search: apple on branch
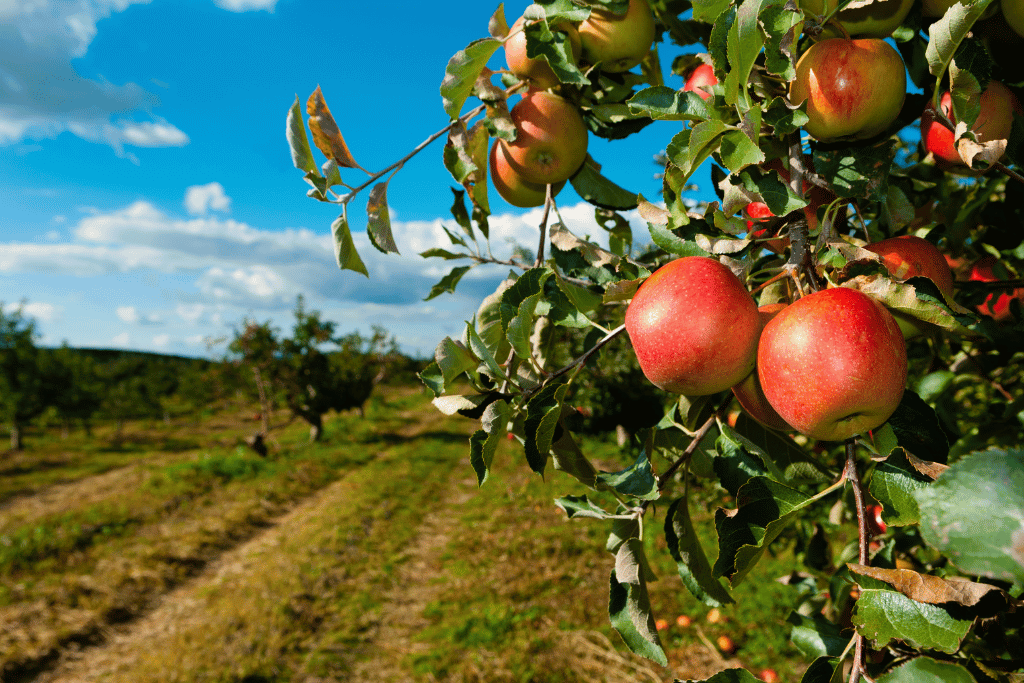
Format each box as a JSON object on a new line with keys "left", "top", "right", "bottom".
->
{"left": 504, "top": 16, "right": 582, "bottom": 90}
{"left": 920, "top": 80, "right": 1022, "bottom": 167}
{"left": 578, "top": 0, "right": 656, "bottom": 73}
{"left": 625, "top": 256, "right": 762, "bottom": 396}
{"left": 682, "top": 62, "right": 717, "bottom": 101}
{"left": 489, "top": 140, "right": 565, "bottom": 208}
{"left": 500, "top": 90, "right": 589, "bottom": 186}
{"left": 789, "top": 38, "right": 907, "bottom": 142}
{"left": 865, "top": 235, "right": 956, "bottom": 337}
{"left": 757, "top": 287, "right": 907, "bottom": 442}
{"left": 732, "top": 303, "right": 793, "bottom": 431}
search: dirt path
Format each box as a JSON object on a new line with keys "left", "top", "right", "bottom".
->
{"left": 27, "top": 406, "right": 472, "bottom": 683}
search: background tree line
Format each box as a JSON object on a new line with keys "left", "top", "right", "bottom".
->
{"left": 0, "top": 298, "right": 419, "bottom": 451}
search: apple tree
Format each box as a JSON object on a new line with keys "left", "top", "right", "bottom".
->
{"left": 287, "top": 0, "right": 1024, "bottom": 680}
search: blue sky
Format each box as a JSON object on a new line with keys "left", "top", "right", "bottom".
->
{"left": 2, "top": 0, "right": 704, "bottom": 358}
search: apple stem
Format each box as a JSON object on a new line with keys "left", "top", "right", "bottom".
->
{"left": 844, "top": 439, "right": 876, "bottom": 683}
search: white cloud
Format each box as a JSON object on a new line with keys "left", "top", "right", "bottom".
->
{"left": 0, "top": 0, "right": 191, "bottom": 153}
{"left": 213, "top": 0, "right": 277, "bottom": 11}
{"left": 116, "top": 306, "right": 139, "bottom": 323}
{"left": 21, "top": 301, "right": 59, "bottom": 322}
{"left": 152, "top": 333, "right": 170, "bottom": 348}
{"left": 176, "top": 303, "right": 206, "bottom": 324}
{"left": 184, "top": 182, "right": 232, "bottom": 216}
{"left": 112, "top": 332, "right": 130, "bottom": 346}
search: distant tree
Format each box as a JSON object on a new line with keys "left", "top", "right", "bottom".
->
{"left": 40, "top": 345, "right": 103, "bottom": 437}
{"left": 0, "top": 304, "right": 45, "bottom": 450}
{"left": 97, "top": 356, "right": 163, "bottom": 439}
{"left": 229, "top": 319, "right": 280, "bottom": 438}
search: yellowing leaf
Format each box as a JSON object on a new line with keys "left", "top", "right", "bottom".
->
{"left": 306, "top": 86, "right": 365, "bottom": 171}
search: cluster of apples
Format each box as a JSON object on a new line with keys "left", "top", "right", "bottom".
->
{"left": 492, "top": 0, "right": 656, "bottom": 207}
{"left": 623, "top": 251, "right": 966, "bottom": 441}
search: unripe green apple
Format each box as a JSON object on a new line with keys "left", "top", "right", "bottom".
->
{"left": 1003, "top": 0, "right": 1024, "bottom": 38}
{"left": 500, "top": 90, "right": 589, "bottom": 185}
{"left": 578, "top": 0, "right": 657, "bottom": 73}
{"left": 920, "top": 80, "right": 1021, "bottom": 166}
{"left": 801, "top": 0, "right": 915, "bottom": 37}
{"left": 625, "top": 256, "right": 761, "bottom": 396}
{"left": 789, "top": 38, "right": 907, "bottom": 142}
{"left": 489, "top": 141, "right": 565, "bottom": 208}
{"left": 505, "top": 16, "right": 582, "bottom": 90}
{"left": 757, "top": 287, "right": 907, "bottom": 442}
{"left": 732, "top": 304, "right": 793, "bottom": 431}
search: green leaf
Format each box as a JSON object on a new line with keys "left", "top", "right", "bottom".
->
{"left": 914, "top": 448, "right": 1024, "bottom": 585}
{"left": 469, "top": 399, "right": 511, "bottom": 485}
{"left": 887, "top": 390, "right": 950, "bottom": 464}
{"left": 330, "top": 212, "right": 368, "bottom": 277}
{"left": 869, "top": 449, "right": 932, "bottom": 527}
{"left": 787, "top": 612, "right": 848, "bottom": 659}
{"left": 607, "top": 515, "right": 641, "bottom": 553}
{"left": 424, "top": 265, "right": 473, "bottom": 301}
{"left": 570, "top": 157, "right": 639, "bottom": 210}
{"left": 555, "top": 494, "right": 616, "bottom": 519}
{"left": 851, "top": 587, "right": 973, "bottom": 654}
{"left": 627, "top": 85, "right": 711, "bottom": 121}
{"left": 596, "top": 450, "right": 659, "bottom": 501}
{"left": 761, "top": 0, "right": 802, "bottom": 81}
{"left": 433, "top": 337, "right": 478, "bottom": 388}
{"left": 693, "top": 670, "right": 762, "bottom": 683}
{"left": 739, "top": 165, "right": 807, "bottom": 217}
{"left": 286, "top": 95, "right": 318, "bottom": 175}
{"left": 719, "top": 129, "right": 765, "bottom": 174}
{"left": 441, "top": 37, "right": 502, "bottom": 120}
{"left": 713, "top": 476, "right": 816, "bottom": 584}
{"left": 924, "top": 0, "right": 996, "bottom": 83}
{"left": 366, "top": 181, "right": 399, "bottom": 255}
{"left": 419, "top": 247, "right": 468, "bottom": 260}
{"left": 506, "top": 292, "right": 542, "bottom": 358}
{"left": 464, "top": 320, "right": 508, "bottom": 385}
{"left": 418, "top": 361, "right": 444, "bottom": 397}
{"left": 648, "top": 222, "right": 713, "bottom": 257}
{"left": 724, "top": 0, "right": 765, "bottom": 108}
{"left": 523, "top": 382, "right": 567, "bottom": 475}
{"left": 667, "top": 122, "right": 727, "bottom": 185}
{"left": 693, "top": 0, "right": 733, "bottom": 22}
{"left": 763, "top": 96, "right": 809, "bottom": 135}
{"left": 799, "top": 657, "right": 844, "bottom": 683}
{"left": 499, "top": 268, "right": 550, "bottom": 330}
{"left": 876, "top": 656, "right": 978, "bottom": 683}
{"left": 608, "top": 539, "right": 668, "bottom": 666}
{"left": 665, "top": 497, "right": 734, "bottom": 606}
{"left": 521, "top": 19, "right": 589, "bottom": 86}
{"left": 812, "top": 140, "right": 897, "bottom": 202}
{"left": 713, "top": 424, "right": 770, "bottom": 496}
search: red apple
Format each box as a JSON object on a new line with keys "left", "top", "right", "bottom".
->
{"left": 866, "top": 504, "right": 887, "bottom": 535}
{"left": 921, "top": 80, "right": 1021, "bottom": 167}
{"left": 758, "top": 287, "right": 908, "bottom": 442}
{"left": 760, "top": 670, "right": 780, "bottom": 683}
{"left": 970, "top": 256, "right": 1023, "bottom": 321}
{"left": 504, "top": 16, "right": 582, "bottom": 90}
{"left": 500, "top": 90, "right": 589, "bottom": 185}
{"left": 655, "top": 618, "right": 670, "bottom": 631}
{"left": 716, "top": 635, "right": 737, "bottom": 654}
{"left": 676, "top": 614, "right": 692, "bottom": 627}
{"left": 683, "top": 62, "right": 718, "bottom": 101}
{"left": 732, "top": 304, "right": 793, "bottom": 431}
{"left": 625, "top": 256, "right": 761, "bottom": 396}
{"left": 489, "top": 141, "right": 565, "bottom": 208}
{"left": 866, "top": 235, "right": 955, "bottom": 297}
{"left": 743, "top": 155, "right": 836, "bottom": 238}
{"left": 790, "top": 38, "right": 907, "bottom": 142}
{"left": 578, "top": 0, "right": 656, "bottom": 73}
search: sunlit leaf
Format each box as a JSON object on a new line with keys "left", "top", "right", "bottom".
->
{"left": 330, "top": 211, "right": 368, "bottom": 277}
{"left": 366, "top": 181, "right": 398, "bottom": 254}
{"left": 608, "top": 539, "right": 668, "bottom": 666}
{"left": 665, "top": 497, "right": 734, "bottom": 606}
{"left": 876, "top": 656, "right": 978, "bottom": 683}
{"left": 441, "top": 37, "right": 502, "bottom": 120}
{"left": 570, "top": 156, "right": 639, "bottom": 210}
{"left": 286, "top": 95, "right": 318, "bottom": 175}
{"left": 851, "top": 586, "right": 973, "bottom": 653}
{"left": 425, "top": 265, "right": 473, "bottom": 300}
{"left": 306, "top": 86, "right": 365, "bottom": 171}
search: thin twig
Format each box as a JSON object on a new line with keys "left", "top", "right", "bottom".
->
{"left": 656, "top": 408, "right": 722, "bottom": 490}
{"left": 845, "top": 439, "right": 874, "bottom": 683}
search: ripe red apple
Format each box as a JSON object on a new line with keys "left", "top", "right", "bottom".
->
{"left": 866, "top": 504, "right": 887, "bottom": 535}
{"left": 500, "top": 90, "right": 589, "bottom": 185}
{"left": 732, "top": 304, "right": 793, "bottom": 431}
{"left": 757, "top": 287, "right": 908, "bottom": 442}
{"left": 921, "top": 80, "right": 1021, "bottom": 167}
{"left": 790, "top": 38, "right": 907, "bottom": 142}
{"left": 716, "top": 635, "right": 737, "bottom": 654}
{"left": 970, "top": 256, "right": 1023, "bottom": 321}
{"left": 760, "top": 670, "right": 780, "bottom": 683}
{"left": 655, "top": 618, "right": 670, "bottom": 631}
{"left": 625, "top": 256, "right": 761, "bottom": 396}
{"left": 866, "top": 235, "right": 955, "bottom": 297}
{"left": 866, "top": 235, "right": 956, "bottom": 337}
{"left": 676, "top": 614, "right": 692, "bottom": 627}
{"left": 683, "top": 62, "right": 718, "bottom": 101}
{"left": 578, "top": 0, "right": 656, "bottom": 73}
{"left": 489, "top": 141, "right": 565, "bottom": 208}
{"left": 504, "top": 16, "right": 582, "bottom": 90}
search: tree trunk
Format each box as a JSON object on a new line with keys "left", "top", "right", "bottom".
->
{"left": 252, "top": 366, "right": 271, "bottom": 437}
{"left": 10, "top": 421, "right": 22, "bottom": 451}
{"left": 307, "top": 413, "right": 323, "bottom": 443}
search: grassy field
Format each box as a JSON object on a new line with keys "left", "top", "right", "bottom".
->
{"left": 1, "top": 386, "right": 808, "bottom": 682}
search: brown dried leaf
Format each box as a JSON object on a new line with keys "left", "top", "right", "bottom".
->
{"left": 906, "top": 451, "right": 950, "bottom": 480}
{"left": 549, "top": 222, "right": 617, "bottom": 268}
{"left": 306, "top": 86, "right": 365, "bottom": 171}
{"left": 637, "top": 195, "right": 670, "bottom": 226}
{"left": 849, "top": 563, "right": 1012, "bottom": 609}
